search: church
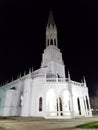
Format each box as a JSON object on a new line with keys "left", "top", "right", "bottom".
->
{"left": 0, "top": 11, "right": 92, "bottom": 119}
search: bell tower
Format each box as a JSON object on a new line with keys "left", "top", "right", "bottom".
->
{"left": 41, "top": 11, "right": 65, "bottom": 78}
{"left": 46, "top": 11, "right": 58, "bottom": 48}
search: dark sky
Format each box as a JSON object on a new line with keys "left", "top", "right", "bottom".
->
{"left": 0, "top": 0, "right": 98, "bottom": 96}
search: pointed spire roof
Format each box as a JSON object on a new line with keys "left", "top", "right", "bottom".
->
{"left": 47, "top": 10, "right": 55, "bottom": 26}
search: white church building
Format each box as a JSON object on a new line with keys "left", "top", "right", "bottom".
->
{"left": 0, "top": 11, "right": 92, "bottom": 119}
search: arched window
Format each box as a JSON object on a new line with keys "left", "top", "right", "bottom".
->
{"left": 39, "top": 97, "right": 42, "bottom": 111}
{"left": 50, "top": 39, "right": 53, "bottom": 45}
{"left": 86, "top": 96, "right": 89, "bottom": 110}
{"left": 77, "top": 98, "right": 81, "bottom": 115}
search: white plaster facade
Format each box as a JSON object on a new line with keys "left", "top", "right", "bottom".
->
{"left": 0, "top": 11, "right": 92, "bottom": 119}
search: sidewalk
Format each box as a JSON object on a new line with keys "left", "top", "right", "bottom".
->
{"left": 0, "top": 116, "right": 98, "bottom": 130}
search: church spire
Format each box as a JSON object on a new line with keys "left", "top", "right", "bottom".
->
{"left": 47, "top": 10, "right": 55, "bottom": 26}
{"left": 46, "top": 10, "right": 58, "bottom": 48}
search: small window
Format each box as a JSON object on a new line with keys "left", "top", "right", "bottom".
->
{"left": 39, "top": 97, "right": 42, "bottom": 111}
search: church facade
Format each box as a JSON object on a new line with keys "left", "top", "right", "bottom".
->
{"left": 0, "top": 12, "right": 92, "bottom": 119}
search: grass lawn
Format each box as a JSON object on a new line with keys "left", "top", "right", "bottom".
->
{"left": 76, "top": 121, "right": 98, "bottom": 129}
{"left": 0, "top": 127, "right": 4, "bottom": 130}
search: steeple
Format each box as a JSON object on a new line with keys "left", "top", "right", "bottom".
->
{"left": 46, "top": 10, "right": 58, "bottom": 48}
{"left": 47, "top": 10, "right": 55, "bottom": 26}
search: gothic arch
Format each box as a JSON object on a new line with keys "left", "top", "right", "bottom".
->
{"left": 61, "top": 90, "right": 71, "bottom": 112}
{"left": 46, "top": 89, "right": 56, "bottom": 116}
{"left": 57, "top": 97, "right": 63, "bottom": 116}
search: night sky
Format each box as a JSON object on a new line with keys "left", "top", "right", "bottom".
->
{"left": 0, "top": 0, "right": 98, "bottom": 96}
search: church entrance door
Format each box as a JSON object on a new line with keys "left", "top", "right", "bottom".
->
{"left": 57, "top": 97, "right": 63, "bottom": 116}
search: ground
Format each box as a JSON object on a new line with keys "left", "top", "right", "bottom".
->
{"left": 0, "top": 116, "right": 98, "bottom": 130}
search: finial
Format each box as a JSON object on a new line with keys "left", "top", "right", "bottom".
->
{"left": 68, "top": 70, "right": 71, "bottom": 80}
{"left": 83, "top": 76, "right": 86, "bottom": 84}
{"left": 29, "top": 68, "right": 31, "bottom": 74}
{"left": 20, "top": 73, "right": 21, "bottom": 78}
{"left": 81, "top": 79, "right": 83, "bottom": 83}
{"left": 11, "top": 77, "right": 13, "bottom": 81}
{"left": 24, "top": 70, "right": 26, "bottom": 76}
{"left": 32, "top": 66, "right": 33, "bottom": 72}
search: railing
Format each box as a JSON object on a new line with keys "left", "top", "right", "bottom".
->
{"left": 46, "top": 78, "right": 68, "bottom": 82}
{"left": 46, "top": 78, "right": 85, "bottom": 86}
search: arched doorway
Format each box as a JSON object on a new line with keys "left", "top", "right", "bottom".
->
{"left": 57, "top": 97, "right": 63, "bottom": 116}
{"left": 46, "top": 89, "right": 57, "bottom": 116}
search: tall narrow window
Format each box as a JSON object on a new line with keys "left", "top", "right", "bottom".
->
{"left": 77, "top": 98, "right": 81, "bottom": 115}
{"left": 59, "top": 97, "right": 63, "bottom": 111}
{"left": 59, "top": 97, "right": 63, "bottom": 116}
{"left": 86, "top": 96, "right": 89, "bottom": 110}
{"left": 39, "top": 97, "right": 42, "bottom": 111}
{"left": 47, "top": 39, "right": 49, "bottom": 46}
{"left": 57, "top": 98, "right": 63, "bottom": 116}
{"left": 57, "top": 99, "right": 59, "bottom": 116}
{"left": 54, "top": 39, "right": 56, "bottom": 45}
{"left": 50, "top": 39, "right": 53, "bottom": 45}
